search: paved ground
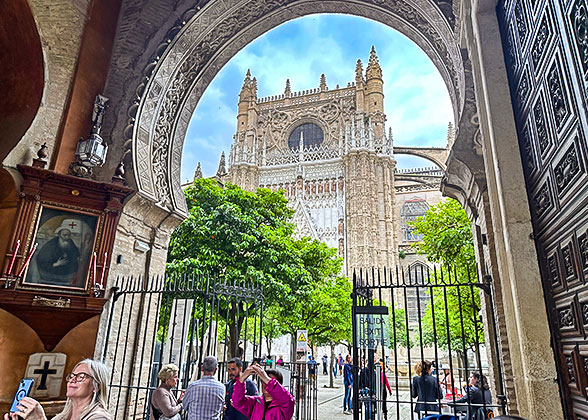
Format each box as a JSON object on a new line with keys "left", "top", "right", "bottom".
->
{"left": 314, "top": 372, "right": 415, "bottom": 420}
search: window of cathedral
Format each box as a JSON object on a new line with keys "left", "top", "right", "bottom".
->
{"left": 406, "top": 263, "right": 430, "bottom": 323}
{"left": 288, "top": 122, "right": 324, "bottom": 149}
{"left": 401, "top": 199, "right": 429, "bottom": 242}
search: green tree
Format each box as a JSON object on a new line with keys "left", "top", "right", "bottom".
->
{"left": 270, "top": 238, "right": 351, "bottom": 356}
{"left": 167, "top": 179, "right": 310, "bottom": 356}
{"left": 388, "top": 306, "right": 413, "bottom": 350}
{"left": 409, "top": 199, "right": 484, "bottom": 362}
{"left": 410, "top": 199, "right": 476, "bottom": 277}
{"left": 166, "top": 179, "right": 352, "bottom": 360}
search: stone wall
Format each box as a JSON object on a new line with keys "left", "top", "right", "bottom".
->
{"left": 3, "top": 1, "right": 91, "bottom": 169}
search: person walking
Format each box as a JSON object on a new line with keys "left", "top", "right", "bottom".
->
{"left": 233, "top": 363, "right": 295, "bottom": 420}
{"left": 182, "top": 356, "right": 225, "bottom": 420}
{"left": 410, "top": 360, "right": 443, "bottom": 418}
{"left": 224, "top": 358, "right": 258, "bottom": 420}
{"left": 343, "top": 355, "right": 353, "bottom": 415}
{"left": 307, "top": 355, "right": 318, "bottom": 387}
{"left": 379, "top": 360, "right": 392, "bottom": 419}
{"left": 322, "top": 355, "right": 328, "bottom": 375}
{"left": 338, "top": 354, "right": 344, "bottom": 377}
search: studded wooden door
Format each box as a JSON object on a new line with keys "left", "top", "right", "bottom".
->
{"left": 499, "top": 0, "right": 588, "bottom": 416}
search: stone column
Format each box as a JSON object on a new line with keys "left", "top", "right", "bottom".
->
{"left": 94, "top": 195, "right": 182, "bottom": 418}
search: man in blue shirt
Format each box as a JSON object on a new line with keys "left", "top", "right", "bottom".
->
{"left": 307, "top": 355, "right": 318, "bottom": 386}
{"left": 224, "top": 357, "right": 258, "bottom": 420}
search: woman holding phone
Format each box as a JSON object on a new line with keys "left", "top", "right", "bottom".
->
{"left": 232, "top": 363, "right": 295, "bottom": 420}
{"left": 4, "top": 359, "right": 111, "bottom": 420}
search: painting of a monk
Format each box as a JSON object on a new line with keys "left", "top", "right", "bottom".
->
{"left": 24, "top": 207, "right": 98, "bottom": 289}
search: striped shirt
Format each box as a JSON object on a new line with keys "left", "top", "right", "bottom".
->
{"left": 183, "top": 375, "right": 225, "bottom": 420}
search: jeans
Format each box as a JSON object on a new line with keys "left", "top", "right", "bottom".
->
{"left": 344, "top": 385, "right": 353, "bottom": 411}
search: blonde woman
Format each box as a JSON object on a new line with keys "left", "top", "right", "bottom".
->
{"left": 150, "top": 364, "right": 184, "bottom": 420}
{"left": 4, "top": 359, "right": 111, "bottom": 420}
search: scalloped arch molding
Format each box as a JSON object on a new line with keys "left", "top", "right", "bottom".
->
{"left": 123, "top": 0, "right": 465, "bottom": 217}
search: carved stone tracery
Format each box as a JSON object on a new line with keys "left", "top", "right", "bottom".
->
{"left": 124, "top": 0, "right": 465, "bottom": 217}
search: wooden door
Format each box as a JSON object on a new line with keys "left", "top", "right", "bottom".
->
{"left": 498, "top": 0, "right": 588, "bottom": 416}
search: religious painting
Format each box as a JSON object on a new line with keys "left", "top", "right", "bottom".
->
{"left": 22, "top": 206, "right": 99, "bottom": 291}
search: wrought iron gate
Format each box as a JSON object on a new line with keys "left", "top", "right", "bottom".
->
{"left": 351, "top": 266, "right": 506, "bottom": 420}
{"left": 99, "top": 273, "right": 264, "bottom": 419}
{"left": 498, "top": 0, "right": 588, "bottom": 415}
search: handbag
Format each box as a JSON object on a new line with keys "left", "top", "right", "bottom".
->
{"left": 151, "top": 403, "right": 181, "bottom": 420}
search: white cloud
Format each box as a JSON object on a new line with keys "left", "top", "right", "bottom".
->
{"left": 181, "top": 14, "right": 454, "bottom": 177}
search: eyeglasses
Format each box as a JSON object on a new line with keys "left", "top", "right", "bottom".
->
{"left": 66, "top": 372, "right": 95, "bottom": 383}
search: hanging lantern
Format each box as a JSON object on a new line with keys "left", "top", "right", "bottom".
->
{"left": 69, "top": 94, "right": 109, "bottom": 177}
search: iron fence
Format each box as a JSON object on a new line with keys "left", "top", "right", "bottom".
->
{"left": 351, "top": 266, "right": 507, "bottom": 420}
{"left": 100, "top": 273, "right": 264, "bottom": 419}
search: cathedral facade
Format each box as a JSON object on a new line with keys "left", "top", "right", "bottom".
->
{"left": 225, "top": 47, "right": 446, "bottom": 273}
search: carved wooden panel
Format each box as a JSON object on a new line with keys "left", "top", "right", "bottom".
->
{"left": 499, "top": 0, "right": 588, "bottom": 415}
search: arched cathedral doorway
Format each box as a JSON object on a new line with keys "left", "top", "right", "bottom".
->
{"left": 0, "top": 0, "right": 574, "bottom": 418}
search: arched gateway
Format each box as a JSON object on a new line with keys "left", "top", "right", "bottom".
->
{"left": 104, "top": 0, "right": 466, "bottom": 218}
{"left": 0, "top": 0, "right": 579, "bottom": 418}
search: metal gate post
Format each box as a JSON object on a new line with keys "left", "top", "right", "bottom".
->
{"left": 352, "top": 270, "right": 359, "bottom": 420}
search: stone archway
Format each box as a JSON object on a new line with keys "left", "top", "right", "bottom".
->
{"left": 393, "top": 146, "right": 450, "bottom": 169}
{"left": 0, "top": 0, "right": 44, "bottom": 162}
{"left": 102, "top": 0, "right": 468, "bottom": 218}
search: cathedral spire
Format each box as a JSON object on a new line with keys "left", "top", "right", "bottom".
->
{"left": 251, "top": 77, "right": 258, "bottom": 100}
{"left": 366, "top": 45, "right": 382, "bottom": 79}
{"left": 284, "top": 78, "right": 291, "bottom": 97}
{"left": 194, "top": 162, "right": 202, "bottom": 180}
{"left": 239, "top": 69, "right": 252, "bottom": 101}
{"left": 355, "top": 59, "right": 364, "bottom": 85}
{"left": 320, "top": 74, "right": 327, "bottom": 91}
{"left": 216, "top": 152, "right": 227, "bottom": 177}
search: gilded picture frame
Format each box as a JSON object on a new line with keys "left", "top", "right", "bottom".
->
{"left": 20, "top": 204, "right": 102, "bottom": 293}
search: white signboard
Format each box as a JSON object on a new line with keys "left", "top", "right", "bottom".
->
{"left": 296, "top": 329, "right": 308, "bottom": 351}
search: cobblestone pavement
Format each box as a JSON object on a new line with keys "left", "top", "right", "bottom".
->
{"left": 315, "top": 372, "right": 415, "bottom": 420}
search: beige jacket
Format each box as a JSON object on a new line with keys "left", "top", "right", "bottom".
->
{"left": 53, "top": 403, "right": 111, "bottom": 420}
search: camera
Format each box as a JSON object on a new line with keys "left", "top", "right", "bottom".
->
{"left": 252, "top": 357, "right": 263, "bottom": 364}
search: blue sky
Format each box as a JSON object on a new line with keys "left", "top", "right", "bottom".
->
{"left": 182, "top": 14, "right": 453, "bottom": 181}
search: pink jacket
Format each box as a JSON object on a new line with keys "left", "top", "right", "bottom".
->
{"left": 233, "top": 378, "right": 295, "bottom": 420}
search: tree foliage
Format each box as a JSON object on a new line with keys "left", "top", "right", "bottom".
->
{"left": 409, "top": 198, "right": 484, "bottom": 355}
{"left": 410, "top": 198, "right": 476, "bottom": 278}
{"left": 166, "top": 179, "right": 351, "bottom": 356}
{"left": 167, "top": 178, "right": 307, "bottom": 302}
{"left": 388, "top": 306, "right": 413, "bottom": 350}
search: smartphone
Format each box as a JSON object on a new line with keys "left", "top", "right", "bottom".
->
{"left": 10, "top": 378, "right": 35, "bottom": 413}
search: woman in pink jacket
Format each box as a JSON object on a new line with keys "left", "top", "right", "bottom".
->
{"left": 233, "top": 363, "right": 295, "bottom": 420}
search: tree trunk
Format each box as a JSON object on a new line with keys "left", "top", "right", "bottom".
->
{"left": 228, "top": 302, "right": 246, "bottom": 358}
{"left": 229, "top": 302, "right": 238, "bottom": 358}
{"left": 329, "top": 342, "right": 335, "bottom": 388}
{"left": 267, "top": 335, "right": 273, "bottom": 356}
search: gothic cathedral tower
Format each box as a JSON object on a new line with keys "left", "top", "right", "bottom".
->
{"left": 227, "top": 47, "right": 397, "bottom": 273}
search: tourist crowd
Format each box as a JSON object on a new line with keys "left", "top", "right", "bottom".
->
{"left": 4, "top": 355, "right": 295, "bottom": 420}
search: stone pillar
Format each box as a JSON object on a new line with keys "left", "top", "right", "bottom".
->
{"left": 94, "top": 195, "right": 182, "bottom": 418}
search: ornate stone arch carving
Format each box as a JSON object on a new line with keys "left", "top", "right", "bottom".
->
{"left": 113, "top": 0, "right": 466, "bottom": 217}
